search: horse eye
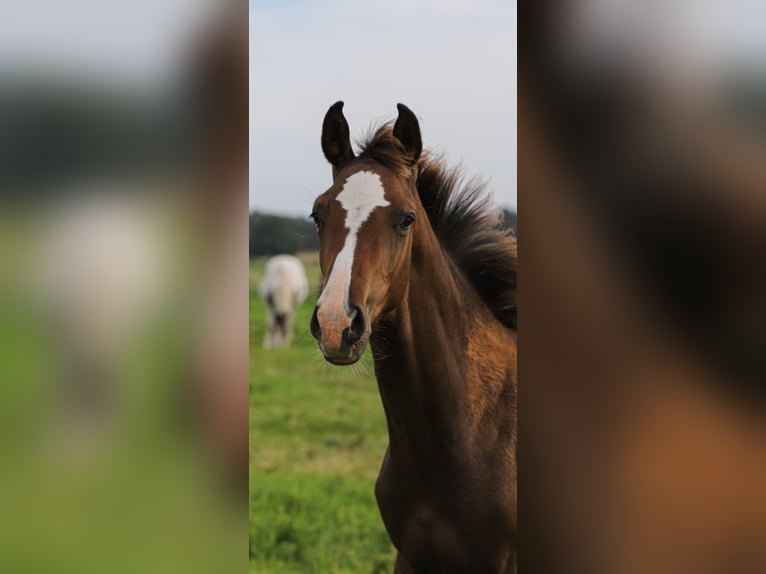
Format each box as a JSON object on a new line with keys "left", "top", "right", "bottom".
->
{"left": 310, "top": 211, "right": 322, "bottom": 229}
{"left": 400, "top": 213, "right": 416, "bottom": 230}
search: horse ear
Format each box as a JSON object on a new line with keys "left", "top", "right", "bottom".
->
{"left": 393, "top": 103, "right": 422, "bottom": 164}
{"left": 321, "top": 101, "right": 355, "bottom": 167}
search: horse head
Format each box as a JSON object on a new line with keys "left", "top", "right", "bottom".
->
{"left": 310, "top": 101, "right": 423, "bottom": 364}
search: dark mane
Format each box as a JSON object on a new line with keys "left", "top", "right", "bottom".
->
{"left": 358, "top": 125, "right": 517, "bottom": 330}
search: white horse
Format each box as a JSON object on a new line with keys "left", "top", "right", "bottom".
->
{"left": 258, "top": 255, "right": 309, "bottom": 348}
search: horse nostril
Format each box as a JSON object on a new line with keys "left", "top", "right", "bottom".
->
{"left": 347, "top": 305, "right": 366, "bottom": 344}
{"left": 310, "top": 305, "right": 321, "bottom": 340}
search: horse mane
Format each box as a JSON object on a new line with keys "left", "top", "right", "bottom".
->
{"left": 357, "top": 125, "right": 518, "bottom": 330}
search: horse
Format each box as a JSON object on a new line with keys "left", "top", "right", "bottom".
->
{"left": 309, "top": 102, "right": 517, "bottom": 573}
{"left": 259, "top": 254, "right": 309, "bottom": 348}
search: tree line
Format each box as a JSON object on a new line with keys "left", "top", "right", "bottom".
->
{"left": 250, "top": 208, "right": 517, "bottom": 258}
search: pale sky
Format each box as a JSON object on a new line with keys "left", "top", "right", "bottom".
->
{"left": 249, "top": 0, "right": 517, "bottom": 216}
{"left": 0, "top": 0, "right": 217, "bottom": 95}
{"left": 2, "top": 0, "right": 762, "bottom": 219}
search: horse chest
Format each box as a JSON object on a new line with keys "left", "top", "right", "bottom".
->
{"left": 376, "top": 456, "right": 514, "bottom": 573}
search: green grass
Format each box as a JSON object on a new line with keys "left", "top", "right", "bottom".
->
{"left": 250, "top": 254, "right": 396, "bottom": 574}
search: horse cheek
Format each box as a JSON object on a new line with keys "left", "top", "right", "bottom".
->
{"left": 383, "top": 241, "right": 412, "bottom": 315}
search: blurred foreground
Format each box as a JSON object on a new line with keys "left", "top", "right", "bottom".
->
{"left": 0, "top": 1, "right": 247, "bottom": 571}
{"left": 521, "top": 1, "right": 766, "bottom": 573}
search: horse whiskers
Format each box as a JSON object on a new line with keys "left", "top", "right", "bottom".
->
{"left": 309, "top": 349, "right": 325, "bottom": 365}
{"left": 349, "top": 361, "right": 365, "bottom": 383}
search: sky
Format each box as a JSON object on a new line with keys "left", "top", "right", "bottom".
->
{"left": 248, "top": 0, "right": 517, "bottom": 216}
{"left": 0, "top": 0, "right": 217, "bottom": 94}
{"left": 2, "top": 0, "right": 761, "bottom": 218}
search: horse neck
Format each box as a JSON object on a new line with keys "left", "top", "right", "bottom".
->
{"left": 371, "top": 219, "right": 492, "bottom": 453}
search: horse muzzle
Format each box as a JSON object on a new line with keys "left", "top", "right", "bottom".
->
{"left": 310, "top": 302, "right": 368, "bottom": 365}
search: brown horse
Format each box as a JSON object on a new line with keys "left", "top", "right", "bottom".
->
{"left": 310, "top": 102, "right": 517, "bottom": 573}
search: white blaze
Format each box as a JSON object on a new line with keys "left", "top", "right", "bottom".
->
{"left": 318, "top": 171, "right": 389, "bottom": 313}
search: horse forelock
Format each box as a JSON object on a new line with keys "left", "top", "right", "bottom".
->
{"left": 356, "top": 125, "right": 413, "bottom": 178}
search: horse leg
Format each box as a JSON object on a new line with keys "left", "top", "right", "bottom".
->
{"left": 263, "top": 311, "right": 274, "bottom": 348}
{"left": 284, "top": 310, "right": 294, "bottom": 347}
{"left": 393, "top": 552, "right": 417, "bottom": 574}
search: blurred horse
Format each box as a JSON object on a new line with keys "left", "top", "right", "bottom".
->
{"left": 310, "top": 102, "right": 517, "bottom": 573}
{"left": 520, "top": 2, "right": 766, "bottom": 572}
{"left": 259, "top": 254, "right": 309, "bottom": 348}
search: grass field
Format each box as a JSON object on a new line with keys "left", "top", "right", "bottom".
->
{"left": 249, "top": 254, "right": 396, "bottom": 574}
